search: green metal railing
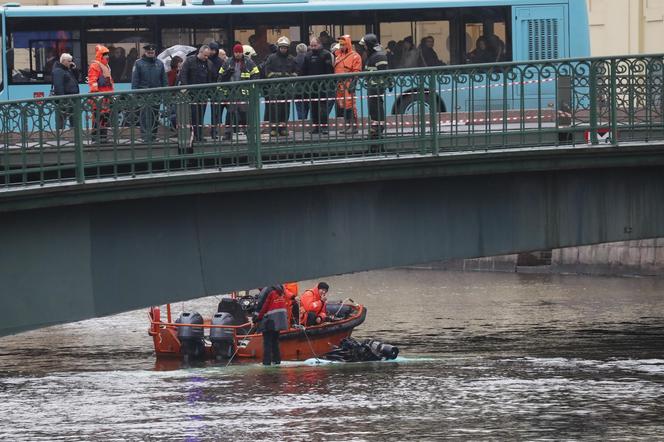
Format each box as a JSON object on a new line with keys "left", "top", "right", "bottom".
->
{"left": 1, "top": 53, "right": 663, "bottom": 188}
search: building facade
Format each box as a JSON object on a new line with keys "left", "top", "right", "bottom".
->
{"left": 588, "top": 0, "right": 664, "bottom": 55}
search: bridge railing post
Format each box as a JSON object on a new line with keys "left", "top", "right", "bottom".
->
{"left": 610, "top": 59, "right": 619, "bottom": 146}
{"left": 247, "top": 83, "right": 262, "bottom": 169}
{"left": 589, "top": 61, "right": 599, "bottom": 145}
{"left": 428, "top": 72, "right": 439, "bottom": 156}
{"left": 72, "top": 97, "right": 85, "bottom": 184}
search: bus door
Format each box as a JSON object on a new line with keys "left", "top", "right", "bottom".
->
{"left": 512, "top": 5, "right": 569, "bottom": 111}
{"left": 0, "top": 9, "right": 7, "bottom": 101}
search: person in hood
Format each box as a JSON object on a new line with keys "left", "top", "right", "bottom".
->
{"left": 360, "top": 33, "right": 389, "bottom": 137}
{"left": 264, "top": 36, "right": 297, "bottom": 137}
{"left": 51, "top": 53, "right": 79, "bottom": 130}
{"left": 218, "top": 43, "right": 260, "bottom": 140}
{"left": 302, "top": 36, "right": 334, "bottom": 134}
{"left": 399, "top": 36, "right": 419, "bottom": 68}
{"left": 88, "top": 44, "right": 115, "bottom": 143}
{"left": 418, "top": 36, "right": 444, "bottom": 67}
{"left": 132, "top": 43, "right": 167, "bottom": 142}
{"left": 333, "top": 35, "right": 362, "bottom": 134}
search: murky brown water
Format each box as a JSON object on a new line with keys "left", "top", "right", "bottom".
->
{"left": 1, "top": 270, "right": 663, "bottom": 440}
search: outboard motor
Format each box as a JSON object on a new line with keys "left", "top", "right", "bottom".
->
{"left": 365, "top": 339, "right": 399, "bottom": 360}
{"left": 323, "top": 337, "right": 399, "bottom": 362}
{"left": 175, "top": 312, "right": 205, "bottom": 360}
{"left": 210, "top": 312, "right": 236, "bottom": 360}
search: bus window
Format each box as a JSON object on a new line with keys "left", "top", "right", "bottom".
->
{"left": 380, "top": 21, "right": 451, "bottom": 68}
{"left": 8, "top": 31, "right": 80, "bottom": 83}
{"left": 162, "top": 28, "right": 228, "bottom": 49}
{"left": 307, "top": 10, "right": 374, "bottom": 53}
{"left": 234, "top": 26, "right": 299, "bottom": 60}
{"left": 86, "top": 15, "right": 152, "bottom": 83}
{"left": 463, "top": 8, "right": 511, "bottom": 64}
{"left": 308, "top": 23, "right": 370, "bottom": 49}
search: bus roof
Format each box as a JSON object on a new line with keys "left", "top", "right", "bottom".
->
{"left": 3, "top": 0, "right": 570, "bottom": 17}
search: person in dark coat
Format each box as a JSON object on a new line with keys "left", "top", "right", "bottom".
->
{"left": 123, "top": 47, "right": 139, "bottom": 82}
{"left": 108, "top": 46, "right": 126, "bottom": 83}
{"left": 218, "top": 44, "right": 260, "bottom": 140}
{"left": 178, "top": 45, "right": 214, "bottom": 143}
{"left": 255, "top": 285, "right": 288, "bottom": 366}
{"left": 264, "top": 36, "right": 298, "bottom": 136}
{"left": 50, "top": 53, "right": 80, "bottom": 130}
{"left": 361, "top": 33, "right": 389, "bottom": 137}
{"left": 207, "top": 42, "right": 227, "bottom": 139}
{"left": 418, "top": 36, "right": 444, "bottom": 67}
{"left": 294, "top": 43, "right": 309, "bottom": 121}
{"left": 131, "top": 43, "right": 167, "bottom": 142}
{"left": 302, "top": 37, "right": 334, "bottom": 134}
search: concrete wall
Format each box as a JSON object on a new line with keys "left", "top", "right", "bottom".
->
{"left": 551, "top": 238, "right": 664, "bottom": 276}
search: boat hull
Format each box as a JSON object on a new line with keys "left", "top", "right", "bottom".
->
{"left": 151, "top": 305, "right": 367, "bottom": 362}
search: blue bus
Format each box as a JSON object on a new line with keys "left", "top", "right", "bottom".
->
{"left": 0, "top": 0, "right": 590, "bottom": 111}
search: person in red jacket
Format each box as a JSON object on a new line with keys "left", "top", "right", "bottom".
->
{"left": 300, "top": 282, "right": 329, "bottom": 326}
{"left": 256, "top": 285, "right": 289, "bottom": 365}
{"left": 87, "top": 44, "right": 115, "bottom": 143}
{"left": 283, "top": 282, "right": 299, "bottom": 326}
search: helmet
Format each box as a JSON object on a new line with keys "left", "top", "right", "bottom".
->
{"left": 362, "top": 33, "right": 378, "bottom": 50}
{"left": 243, "top": 45, "right": 256, "bottom": 58}
{"left": 276, "top": 36, "right": 290, "bottom": 48}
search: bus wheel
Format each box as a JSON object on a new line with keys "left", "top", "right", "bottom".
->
{"left": 394, "top": 92, "right": 445, "bottom": 115}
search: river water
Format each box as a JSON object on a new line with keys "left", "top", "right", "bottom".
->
{"left": 1, "top": 269, "right": 663, "bottom": 441}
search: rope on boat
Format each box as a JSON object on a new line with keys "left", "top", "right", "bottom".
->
{"left": 295, "top": 324, "right": 321, "bottom": 364}
{"left": 225, "top": 323, "right": 257, "bottom": 368}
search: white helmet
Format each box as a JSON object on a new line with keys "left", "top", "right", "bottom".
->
{"left": 243, "top": 45, "right": 256, "bottom": 58}
{"left": 276, "top": 36, "right": 290, "bottom": 47}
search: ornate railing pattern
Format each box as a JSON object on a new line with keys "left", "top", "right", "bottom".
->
{"left": 0, "top": 54, "right": 662, "bottom": 188}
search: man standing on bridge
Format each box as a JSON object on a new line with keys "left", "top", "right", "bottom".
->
{"left": 179, "top": 45, "right": 215, "bottom": 144}
{"left": 131, "top": 43, "right": 167, "bottom": 142}
{"left": 360, "top": 34, "right": 389, "bottom": 138}
{"left": 302, "top": 36, "right": 334, "bottom": 134}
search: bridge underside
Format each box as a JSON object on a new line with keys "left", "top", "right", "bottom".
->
{"left": 2, "top": 147, "right": 664, "bottom": 336}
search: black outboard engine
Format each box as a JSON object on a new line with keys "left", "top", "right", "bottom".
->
{"left": 323, "top": 337, "right": 399, "bottom": 362}
{"left": 210, "top": 312, "right": 236, "bottom": 360}
{"left": 175, "top": 312, "right": 205, "bottom": 360}
{"left": 365, "top": 339, "right": 399, "bottom": 360}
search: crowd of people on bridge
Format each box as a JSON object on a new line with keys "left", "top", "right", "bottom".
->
{"left": 50, "top": 30, "right": 503, "bottom": 145}
{"left": 49, "top": 32, "right": 394, "bottom": 144}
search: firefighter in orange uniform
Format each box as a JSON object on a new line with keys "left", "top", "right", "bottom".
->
{"left": 300, "top": 282, "right": 329, "bottom": 326}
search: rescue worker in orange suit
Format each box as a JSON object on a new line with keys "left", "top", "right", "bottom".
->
{"left": 334, "top": 35, "right": 362, "bottom": 134}
{"left": 88, "top": 45, "right": 115, "bottom": 143}
{"left": 300, "top": 282, "right": 329, "bottom": 326}
{"left": 283, "top": 282, "right": 300, "bottom": 326}
{"left": 255, "top": 285, "right": 289, "bottom": 365}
